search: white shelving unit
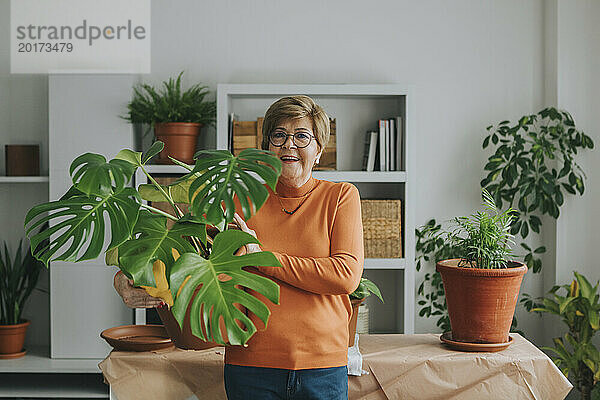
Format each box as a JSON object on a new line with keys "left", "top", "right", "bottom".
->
{"left": 135, "top": 84, "right": 416, "bottom": 334}
{"left": 217, "top": 84, "right": 415, "bottom": 334}
{"left": 0, "top": 176, "right": 49, "bottom": 183}
{"left": 0, "top": 346, "right": 107, "bottom": 398}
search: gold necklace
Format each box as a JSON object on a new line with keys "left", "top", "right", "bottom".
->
{"left": 274, "top": 180, "right": 318, "bottom": 215}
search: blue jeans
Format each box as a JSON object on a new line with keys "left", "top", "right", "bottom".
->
{"left": 224, "top": 364, "right": 348, "bottom": 400}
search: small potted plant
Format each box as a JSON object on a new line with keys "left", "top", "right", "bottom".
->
{"left": 123, "top": 72, "right": 216, "bottom": 164}
{"left": 435, "top": 188, "right": 527, "bottom": 345}
{"left": 348, "top": 277, "right": 383, "bottom": 346}
{"left": 0, "top": 238, "right": 45, "bottom": 359}
{"left": 25, "top": 141, "right": 283, "bottom": 347}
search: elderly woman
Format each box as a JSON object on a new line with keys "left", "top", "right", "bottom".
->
{"left": 115, "top": 95, "right": 364, "bottom": 400}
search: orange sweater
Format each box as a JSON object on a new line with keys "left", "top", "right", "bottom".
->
{"left": 225, "top": 176, "right": 364, "bottom": 370}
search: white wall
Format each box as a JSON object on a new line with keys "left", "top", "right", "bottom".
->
{"left": 555, "top": 0, "right": 600, "bottom": 287}
{"left": 8, "top": 0, "right": 596, "bottom": 348}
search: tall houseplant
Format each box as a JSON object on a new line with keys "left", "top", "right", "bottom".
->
{"left": 25, "top": 141, "right": 283, "bottom": 347}
{"left": 0, "top": 239, "right": 45, "bottom": 358}
{"left": 435, "top": 188, "right": 527, "bottom": 344}
{"left": 417, "top": 107, "right": 593, "bottom": 333}
{"left": 123, "top": 72, "right": 217, "bottom": 164}
{"left": 531, "top": 272, "right": 600, "bottom": 400}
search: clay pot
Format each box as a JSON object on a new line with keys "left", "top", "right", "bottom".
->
{"left": 156, "top": 286, "right": 220, "bottom": 350}
{"left": 5, "top": 145, "right": 39, "bottom": 176}
{"left": 154, "top": 122, "right": 202, "bottom": 165}
{"left": 0, "top": 320, "right": 30, "bottom": 359}
{"left": 436, "top": 259, "right": 527, "bottom": 344}
{"left": 348, "top": 298, "right": 365, "bottom": 347}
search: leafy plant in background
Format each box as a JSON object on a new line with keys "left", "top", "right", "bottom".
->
{"left": 24, "top": 141, "right": 283, "bottom": 346}
{"left": 530, "top": 272, "right": 600, "bottom": 400}
{"left": 416, "top": 107, "right": 594, "bottom": 332}
{"left": 123, "top": 71, "right": 217, "bottom": 127}
{"left": 444, "top": 188, "right": 515, "bottom": 269}
{"left": 481, "top": 107, "right": 594, "bottom": 273}
{"left": 350, "top": 278, "right": 384, "bottom": 303}
{"left": 0, "top": 238, "right": 45, "bottom": 325}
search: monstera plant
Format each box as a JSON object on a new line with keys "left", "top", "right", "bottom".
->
{"left": 24, "top": 141, "right": 283, "bottom": 346}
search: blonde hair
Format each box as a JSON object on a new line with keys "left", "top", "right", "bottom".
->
{"left": 261, "top": 95, "right": 330, "bottom": 151}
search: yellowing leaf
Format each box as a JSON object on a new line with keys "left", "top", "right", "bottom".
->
{"left": 576, "top": 310, "right": 585, "bottom": 317}
{"left": 139, "top": 248, "right": 186, "bottom": 306}
{"left": 140, "top": 259, "right": 174, "bottom": 306}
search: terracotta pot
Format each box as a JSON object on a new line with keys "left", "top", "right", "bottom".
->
{"left": 436, "top": 259, "right": 527, "bottom": 344}
{"left": 154, "top": 122, "right": 202, "bottom": 165}
{"left": 348, "top": 298, "right": 365, "bottom": 347}
{"left": 5, "top": 145, "right": 39, "bottom": 176}
{"left": 156, "top": 286, "right": 221, "bottom": 350}
{"left": 0, "top": 320, "right": 30, "bottom": 359}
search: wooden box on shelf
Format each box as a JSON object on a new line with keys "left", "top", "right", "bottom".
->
{"left": 232, "top": 118, "right": 337, "bottom": 171}
{"left": 361, "top": 199, "right": 402, "bottom": 258}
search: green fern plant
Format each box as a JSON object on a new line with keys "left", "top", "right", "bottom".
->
{"left": 123, "top": 71, "right": 216, "bottom": 126}
{"left": 24, "top": 141, "right": 283, "bottom": 346}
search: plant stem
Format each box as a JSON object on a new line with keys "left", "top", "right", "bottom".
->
{"left": 140, "top": 204, "right": 178, "bottom": 221}
{"left": 139, "top": 165, "right": 181, "bottom": 218}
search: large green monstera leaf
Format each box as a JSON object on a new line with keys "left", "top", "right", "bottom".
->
{"left": 25, "top": 186, "right": 140, "bottom": 267}
{"left": 169, "top": 229, "right": 281, "bottom": 346}
{"left": 185, "top": 148, "right": 281, "bottom": 226}
{"left": 118, "top": 211, "right": 208, "bottom": 287}
{"left": 70, "top": 153, "right": 136, "bottom": 197}
{"left": 25, "top": 152, "right": 140, "bottom": 266}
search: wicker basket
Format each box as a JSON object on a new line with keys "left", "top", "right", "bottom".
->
{"left": 361, "top": 199, "right": 402, "bottom": 258}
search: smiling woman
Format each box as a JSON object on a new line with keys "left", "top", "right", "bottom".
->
{"left": 222, "top": 96, "right": 364, "bottom": 399}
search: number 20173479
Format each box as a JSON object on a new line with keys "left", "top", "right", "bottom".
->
{"left": 17, "top": 42, "right": 73, "bottom": 52}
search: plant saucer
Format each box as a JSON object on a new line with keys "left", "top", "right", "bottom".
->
{"left": 440, "top": 331, "right": 513, "bottom": 352}
{"left": 0, "top": 349, "right": 27, "bottom": 359}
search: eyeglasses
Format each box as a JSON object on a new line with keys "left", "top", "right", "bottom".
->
{"left": 269, "top": 131, "right": 315, "bottom": 148}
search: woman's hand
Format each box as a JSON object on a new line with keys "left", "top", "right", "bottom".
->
{"left": 113, "top": 271, "right": 164, "bottom": 308}
{"left": 232, "top": 213, "right": 262, "bottom": 255}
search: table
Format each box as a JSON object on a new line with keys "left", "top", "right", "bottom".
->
{"left": 99, "top": 334, "right": 572, "bottom": 400}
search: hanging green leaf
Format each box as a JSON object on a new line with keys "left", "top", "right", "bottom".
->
{"left": 186, "top": 148, "right": 282, "bottom": 226}
{"left": 169, "top": 229, "right": 282, "bottom": 346}
{"left": 70, "top": 153, "right": 136, "bottom": 197}
{"left": 24, "top": 187, "right": 140, "bottom": 267}
{"left": 118, "top": 211, "right": 207, "bottom": 287}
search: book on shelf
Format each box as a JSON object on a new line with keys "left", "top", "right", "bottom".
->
{"left": 374, "top": 116, "right": 404, "bottom": 171}
{"left": 389, "top": 118, "right": 395, "bottom": 171}
{"left": 228, "top": 113, "right": 238, "bottom": 152}
{"left": 378, "top": 120, "right": 386, "bottom": 172}
{"left": 361, "top": 131, "right": 371, "bottom": 171}
{"left": 362, "top": 131, "right": 378, "bottom": 172}
{"left": 395, "top": 116, "right": 403, "bottom": 171}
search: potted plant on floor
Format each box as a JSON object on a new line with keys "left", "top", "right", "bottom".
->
{"left": 25, "top": 141, "right": 283, "bottom": 347}
{"left": 348, "top": 278, "right": 383, "bottom": 346}
{"left": 123, "top": 72, "right": 217, "bottom": 164}
{"left": 0, "top": 238, "right": 45, "bottom": 359}
{"left": 435, "top": 188, "right": 527, "bottom": 346}
{"left": 530, "top": 272, "right": 600, "bottom": 400}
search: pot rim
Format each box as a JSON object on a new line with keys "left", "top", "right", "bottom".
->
{"left": 154, "top": 122, "right": 203, "bottom": 127}
{"left": 436, "top": 258, "right": 527, "bottom": 277}
{"left": 0, "top": 319, "right": 30, "bottom": 329}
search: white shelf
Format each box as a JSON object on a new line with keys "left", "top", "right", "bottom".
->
{"left": 0, "top": 373, "right": 108, "bottom": 398}
{"left": 142, "top": 165, "right": 406, "bottom": 184}
{"left": 0, "top": 345, "right": 104, "bottom": 373}
{"left": 364, "top": 258, "right": 405, "bottom": 270}
{"left": 0, "top": 176, "right": 49, "bottom": 183}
